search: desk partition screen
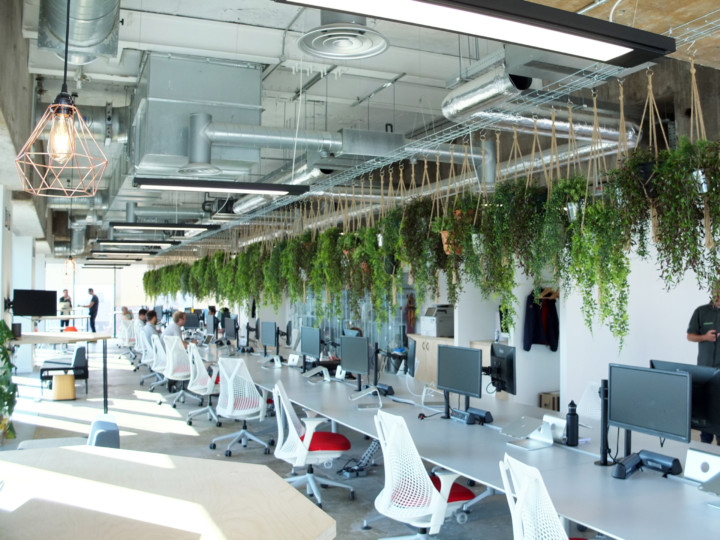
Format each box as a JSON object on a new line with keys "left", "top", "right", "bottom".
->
{"left": 437, "top": 345, "right": 482, "bottom": 398}
{"left": 608, "top": 363, "right": 691, "bottom": 443}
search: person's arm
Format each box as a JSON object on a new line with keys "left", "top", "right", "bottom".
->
{"left": 687, "top": 330, "right": 717, "bottom": 343}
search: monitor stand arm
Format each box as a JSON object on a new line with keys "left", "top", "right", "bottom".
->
{"left": 349, "top": 385, "right": 383, "bottom": 408}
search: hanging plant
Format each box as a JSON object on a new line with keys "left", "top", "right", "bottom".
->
{"left": 398, "top": 196, "right": 447, "bottom": 309}
{"left": 310, "top": 227, "right": 344, "bottom": 318}
{"left": 263, "top": 240, "right": 287, "bottom": 312}
{"left": 143, "top": 269, "right": 161, "bottom": 299}
{"left": 371, "top": 208, "right": 404, "bottom": 322}
{"left": 189, "top": 256, "right": 211, "bottom": 300}
{"left": 216, "top": 254, "right": 238, "bottom": 304}
{"left": 341, "top": 231, "right": 371, "bottom": 319}
{"left": 653, "top": 137, "right": 719, "bottom": 288}
{"left": 566, "top": 195, "right": 631, "bottom": 345}
{"left": 281, "top": 230, "right": 316, "bottom": 304}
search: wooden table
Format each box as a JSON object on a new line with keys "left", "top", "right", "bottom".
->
{"left": 0, "top": 446, "right": 335, "bottom": 540}
{"left": 11, "top": 332, "right": 113, "bottom": 413}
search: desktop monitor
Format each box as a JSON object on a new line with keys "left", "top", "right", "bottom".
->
{"left": 407, "top": 337, "right": 417, "bottom": 377}
{"left": 283, "top": 320, "right": 292, "bottom": 347}
{"left": 184, "top": 307, "right": 193, "bottom": 313}
{"left": 261, "top": 321, "right": 277, "bottom": 349}
{"left": 490, "top": 343, "right": 517, "bottom": 395}
{"left": 437, "top": 345, "right": 482, "bottom": 398}
{"left": 206, "top": 314, "right": 216, "bottom": 335}
{"left": 608, "top": 363, "right": 691, "bottom": 443}
{"left": 300, "top": 326, "right": 321, "bottom": 358}
{"left": 224, "top": 316, "right": 237, "bottom": 340}
{"left": 154, "top": 305, "right": 163, "bottom": 317}
{"left": 184, "top": 312, "right": 200, "bottom": 329}
{"left": 650, "top": 360, "right": 720, "bottom": 435}
{"left": 13, "top": 289, "right": 57, "bottom": 316}
{"left": 340, "top": 336, "right": 370, "bottom": 376}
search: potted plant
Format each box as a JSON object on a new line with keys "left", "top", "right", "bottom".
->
{"left": 0, "top": 320, "right": 17, "bottom": 443}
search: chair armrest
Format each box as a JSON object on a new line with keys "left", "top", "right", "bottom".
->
{"left": 433, "top": 470, "right": 461, "bottom": 500}
{"left": 301, "top": 416, "right": 329, "bottom": 446}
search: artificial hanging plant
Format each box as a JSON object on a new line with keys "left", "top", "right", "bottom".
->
{"left": 0, "top": 320, "right": 17, "bottom": 442}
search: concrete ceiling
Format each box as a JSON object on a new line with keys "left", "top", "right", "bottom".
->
{"left": 5, "top": 0, "right": 720, "bottom": 261}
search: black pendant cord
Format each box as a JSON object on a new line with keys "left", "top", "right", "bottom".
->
{"left": 61, "top": 0, "right": 71, "bottom": 94}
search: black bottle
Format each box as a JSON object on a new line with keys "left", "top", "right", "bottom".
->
{"left": 566, "top": 400, "right": 579, "bottom": 447}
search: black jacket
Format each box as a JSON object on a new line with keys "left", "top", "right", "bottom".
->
{"left": 523, "top": 293, "right": 559, "bottom": 352}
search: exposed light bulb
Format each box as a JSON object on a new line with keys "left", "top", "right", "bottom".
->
{"left": 48, "top": 112, "right": 75, "bottom": 164}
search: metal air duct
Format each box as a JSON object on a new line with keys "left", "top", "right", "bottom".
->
{"left": 38, "top": 0, "right": 120, "bottom": 65}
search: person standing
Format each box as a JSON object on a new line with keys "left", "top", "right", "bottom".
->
{"left": 83, "top": 288, "right": 100, "bottom": 333}
{"left": 686, "top": 280, "right": 720, "bottom": 444}
{"left": 59, "top": 289, "right": 72, "bottom": 328}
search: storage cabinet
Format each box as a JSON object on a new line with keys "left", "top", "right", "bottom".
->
{"left": 407, "top": 334, "right": 454, "bottom": 386}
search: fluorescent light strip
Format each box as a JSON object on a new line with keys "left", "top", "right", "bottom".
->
{"left": 96, "top": 240, "right": 180, "bottom": 249}
{"left": 133, "top": 178, "right": 310, "bottom": 196}
{"left": 109, "top": 222, "right": 220, "bottom": 232}
{"left": 279, "top": 0, "right": 674, "bottom": 66}
{"left": 83, "top": 265, "right": 131, "bottom": 269}
{"left": 89, "top": 250, "right": 158, "bottom": 256}
{"left": 86, "top": 258, "right": 142, "bottom": 263}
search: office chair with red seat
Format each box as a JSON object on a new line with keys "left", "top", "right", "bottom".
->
{"left": 272, "top": 380, "right": 355, "bottom": 507}
{"left": 371, "top": 410, "right": 473, "bottom": 537}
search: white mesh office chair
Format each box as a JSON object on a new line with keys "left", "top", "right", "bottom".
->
{"left": 148, "top": 334, "right": 168, "bottom": 392}
{"left": 138, "top": 331, "right": 159, "bottom": 383}
{"left": 186, "top": 344, "right": 221, "bottom": 427}
{"left": 159, "top": 336, "right": 199, "bottom": 407}
{"left": 132, "top": 319, "right": 146, "bottom": 357}
{"left": 499, "top": 453, "right": 583, "bottom": 540}
{"left": 371, "top": 410, "right": 473, "bottom": 537}
{"left": 209, "top": 357, "right": 272, "bottom": 457}
{"left": 118, "top": 319, "right": 136, "bottom": 361}
{"left": 272, "top": 380, "right": 354, "bottom": 508}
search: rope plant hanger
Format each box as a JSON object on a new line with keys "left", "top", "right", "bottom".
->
{"left": 15, "top": 0, "right": 108, "bottom": 197}
{"left": 688, "top": 59, "right": 713, "bottom": 249}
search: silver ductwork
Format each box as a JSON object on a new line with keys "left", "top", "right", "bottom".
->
{"left": 205, "top": 123, "right": 343, "bottom": 155}
{"left": 38, "top": 0, "right": 120, "bottom": 65}
{"left": 442, "top": 61, "right": 532, "bottom": 124}
{"left": 35, "top": 104, "right": 129, "bottom": 144}
{"left": 70, "top": 226, "right": 87, "bottom": 256}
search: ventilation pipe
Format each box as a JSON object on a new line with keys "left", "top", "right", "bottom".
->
{"left": 41, "top": 0, "right": 120, "bottom": 65}
{"left": 126, "top": 202, "right": 136, "bottom": 223}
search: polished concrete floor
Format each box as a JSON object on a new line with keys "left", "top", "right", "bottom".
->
{"left": 5, "top": 342, "right": 592, "bottom": 539}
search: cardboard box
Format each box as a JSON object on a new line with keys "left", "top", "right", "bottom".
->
{"left": 52, "top": 374, "right": 76, "bottom": 401}
{"left": 539, "top": 391, "right": 560, "bottom": 411}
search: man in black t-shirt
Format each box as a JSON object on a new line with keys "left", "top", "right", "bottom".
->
{"left": 687, "top": 281, "right": 720, "bottom": 444}
{"left": 83, "top": 288, "right": 100, "bottom": 333}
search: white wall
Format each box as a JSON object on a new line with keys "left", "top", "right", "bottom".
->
{"left": 560, "top": 247, "right": 705, "bottom": 405}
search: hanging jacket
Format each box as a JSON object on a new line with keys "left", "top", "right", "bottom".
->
{"left": 523, "top": 292, "right": 559, "bottom": 352}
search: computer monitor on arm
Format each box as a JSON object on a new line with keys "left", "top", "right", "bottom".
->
{"left": 437, "top": 345, "right": 483, "bottom": 419}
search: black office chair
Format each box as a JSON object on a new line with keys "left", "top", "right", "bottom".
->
{"left": 39, "top": 345, "right": 89, "bottom": 395}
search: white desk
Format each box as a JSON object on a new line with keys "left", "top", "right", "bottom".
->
{"left": 12, "top": 332, "right": 113, "bottom": 414}
{"left": 0, "top": 446, "right": 335, "bottom": 540}
{"left": 226, "top": 352, "right": 720, "bottom": 539}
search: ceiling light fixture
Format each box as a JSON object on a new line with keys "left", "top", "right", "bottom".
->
{"left": 14, "top": 0, "right": 108, "bottom": 197}
{"left": 96, "top": 240, "right": 180, "bottom": 249}
{"left": 109, "top": 222, "right": 221, "bottom": 233}
{"left": 85, "top": 258, "right": 142, "bottom": 263}
{"left": 89, "top": 250, "right": 158, "bottom": 256}
{"left": 82, "top": 264, "right": 131, "bottom": 269}
{"left": 133, "top": 178, "right": 311, "bottom": 196}
{"left": 277, "top": 0, "right": 675, "bottom": 67}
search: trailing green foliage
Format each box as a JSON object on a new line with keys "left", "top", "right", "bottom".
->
{"left": 0, "top": 320, "right": 17, "bottom": 440}
{"left": 140, "top": 139, "right": 720, "bottom": 347}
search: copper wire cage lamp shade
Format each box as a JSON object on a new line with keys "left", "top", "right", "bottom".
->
{"left": 14, "top": 0, "right": 107, "bottom": 198}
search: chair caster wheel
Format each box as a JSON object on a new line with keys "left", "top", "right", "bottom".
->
{"left": 264, "top": 448, "right": 270, "bottom": 455}
{"left": 216, "top": 422, "right": 222, "bottom": 427}
{"left": 172, "top": 404, "right": 177, "bottom": 408}
{"left": 225, "top": 450, "right": 232, "bottom": 457}
{"left": 456, "top": 512, "right": 468, "bottom": 525}
{"left": 187, "top": 420, "right": 192, "bottom": 426}
{"left": 149, "top": 388, "right": 155, "bottom": 393}
{"left": 269, "top": 439, "right": 275, "bottom": 446}
{"left": 139, "top": 381, "right": 144, "bottom": 386}
{"left": 466, "top": 479, "right": 476, "bottom": 487}
{"left": 317, "top": 503, "right": 322, "bottom": 509}
{"left": 350, "top": 491, "right": 355, "bottom": 500}
{"left": 199, "top": 398, "right": 204, "bottom": 406}
{"left": 181, "top": 397, "right": 185, "bottom": 403}
{"left": 320, "top": 484, "right": 328, "bottom": 489}
{"left": 157, "top": 400, "right": 162, "bottom": 405}
{"left": 209, "top": 443, "right": 216, "bottom": 450}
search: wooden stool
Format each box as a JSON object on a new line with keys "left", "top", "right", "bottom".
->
{"left": 52, "top": 374, "right": 76, "bottom": 400}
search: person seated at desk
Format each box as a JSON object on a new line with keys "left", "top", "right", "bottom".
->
{"left": 138, "top": 309, "right": 147, "bottom": 325}
{"left": 162, "top": 310, "right": 195, "bottom": 348}
{"left": 144, "top": 310, "right": 160, "bottom": 343}
{"left": 121, "top": 306, "right": 133, "bottom": 320}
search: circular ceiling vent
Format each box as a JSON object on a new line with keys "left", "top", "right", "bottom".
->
{"left": 298, "top": 23, "right": 388, "bottom": 60}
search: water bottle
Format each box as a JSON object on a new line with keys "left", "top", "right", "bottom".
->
{"left": 566, "top": 400, "right": 579, "bottom": 447}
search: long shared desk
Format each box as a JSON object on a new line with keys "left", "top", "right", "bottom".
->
{"left": 210, "top": 349, "right": 720, "bottom": 540}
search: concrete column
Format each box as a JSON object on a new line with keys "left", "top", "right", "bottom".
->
{"left": 12, "top": 236, "right": 34, "bottom": 373}
{"left": 0, "top": 188, "right": 12, "bottom": 328}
